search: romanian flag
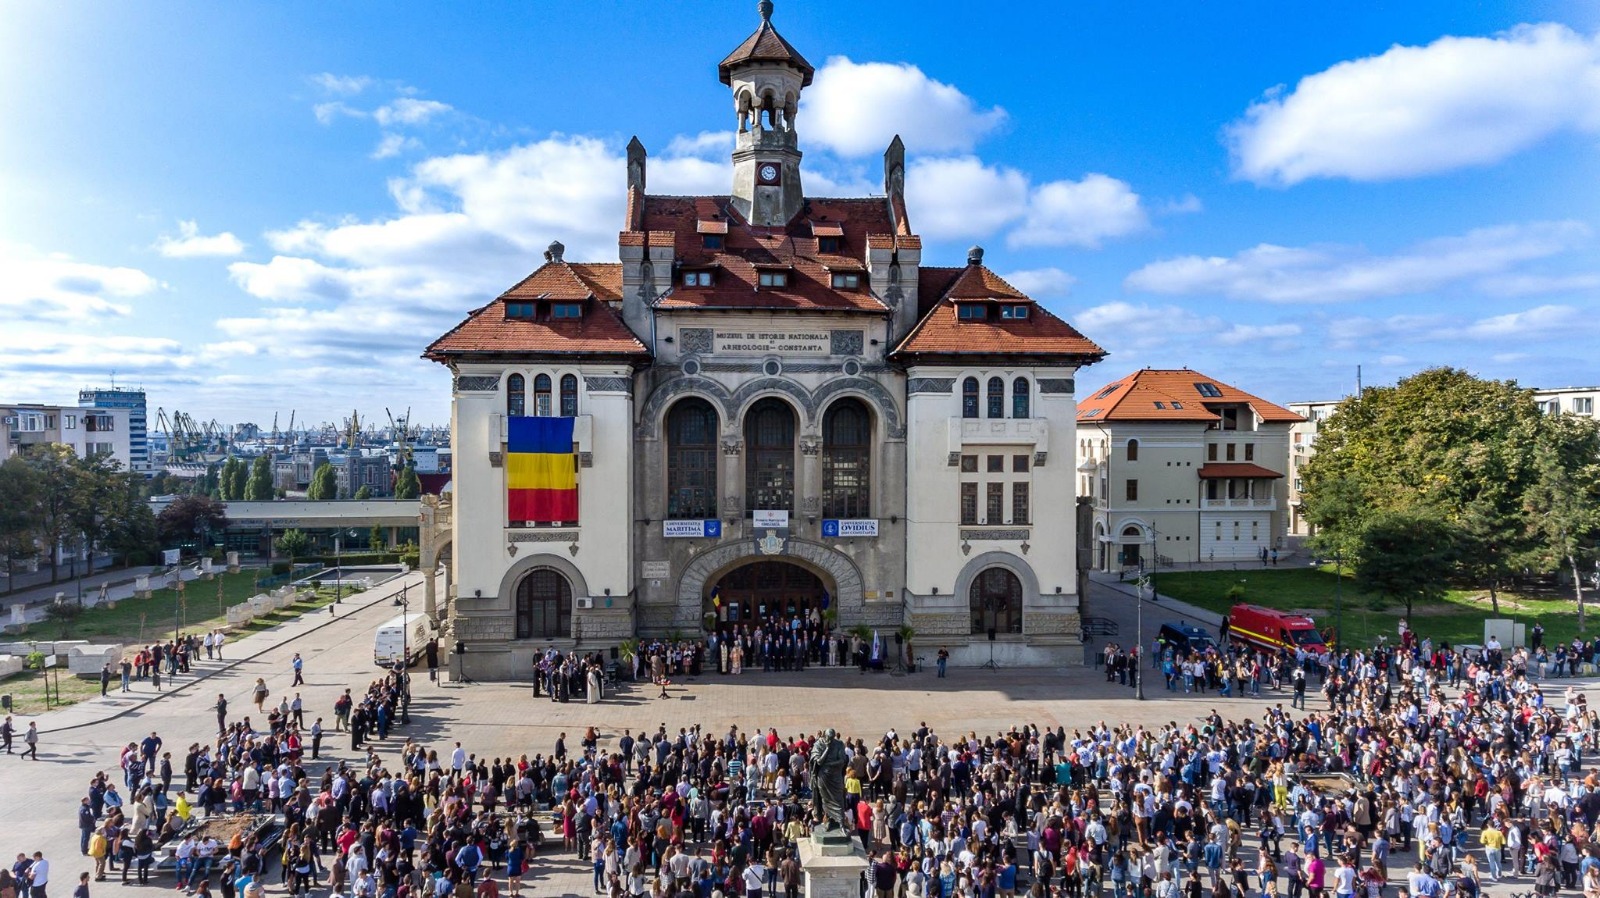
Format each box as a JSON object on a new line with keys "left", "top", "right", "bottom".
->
{"left": 507, "top": 416, "right": 578, "bottom": 525}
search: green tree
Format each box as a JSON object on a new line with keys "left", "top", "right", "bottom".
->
{"left": 275, "top": 527, "right": 311, "bottom": 561}
{"left": 21, "top": 444, "right": 81, "bottom": 583}
{"left": 353, "top": 485, "right": 373, "bottom": 501}
{"left": 102, "top": 472, "right": 158, "bottom": 567}
{"left": 1355, "top": 509, "right": 1457, "bottom": 621}
{"left": 245, "top": 454, "right": 274, "bottom": 500}
{"left": 65, "top": 450, "right": 121, "bottom": 580}
{"left": 0, "top": 456, "right": 42, "bottom": 587}
{"left": 393, "top": 465, "right": 420, "bottom": 500}
{"left": 369, "top": 522, "right": 385, "bottom": 549}
{"left": 156, "top": 494, "right": 230, "bottom": 551}
{"left": 1524, "top": 415, "right": 1600, "bottom": 630}
{"left": 306, "top": 462, "right": 338, "bottom": 500}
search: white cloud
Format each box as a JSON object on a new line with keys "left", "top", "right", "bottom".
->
{"left": 1073, "top": 300, "right": 1301, "bottom": 353}
{"left": 1378, "top": 355, "right": 1409, "bottom": 366}
{"left": 154, "top": 220, "right": 245, "bottom": 258}
{"left": 1159, "top": 194, "right": 1204, "bottom": 216}
{"left": 0, "top": 332, "right": 195, "bottom": 375}
{"left": 1228, "top": 23, "right": 1600, "bottom": 185}
{"left": 1011, "top": 173, "right": 1149, "bottom": 249}
{"left": 372, "top": 133, "right": 421, "bottom": 160}
{"left": 375, "top": 98, "right": 452, "bottom": 127}
{"left": 1001, "top": 267, "right": 1076, "bottom": 298}
{"left": 905, "top": 156, "right": 1028, "bottom": 240}
{"left": 1126, "top": 220, "right": 1590, "bottom": 303}
{"left": 1324, "top": 303, "right": 1581, "bottom": 349}
{"left": 0, "top": 242, "right": 160, "bottom": 320}
{"left": 665, "top": 131, "right": 734, "bottom": 158}
{"left": 313, "top": 101, "right": 361, "bottom": 125}
{"left": 1476, "top": 272, "right": 1600, "bottom": 296}
{"left": 803, "top": 56, "right": 1007, "bottom": 157}
{"left": 1461, "top": 303, "right": 1583, "bottom": 339}
{"left": 311, "top": 73, "right": 373, "bottom": 95}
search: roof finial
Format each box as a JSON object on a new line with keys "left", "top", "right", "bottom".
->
{"left": 758, "top": 0, "right": 773, "bottom": 22}
{"left": 545, "top": 240, "right": 565, "bottom": 263}
{"left": 967, "top": 245, "right": 984, "bottom": 266}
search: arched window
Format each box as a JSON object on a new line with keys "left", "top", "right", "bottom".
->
{"left": 666, "top": 399, "right": 718, "bottom": 519}
{"left": 559, "top": 374, "right": 578, "bottom": 417}
{"left": 1126, "top": 438, "right": 1139, "bottom": 462}
{"left": 506, "top": 374, "right": 526, "bottom": 417}
{"left": 822, "top": 399, "right": 871, "bottom": 518}
{"left": 986, "top": 377, "right": 1004, "bottom": 419}
{"left": 1012, "top": 377, "right": 1030, "bottom": 418}
{"left": 961, "top": 378, "right": 979, "bottom": 419}
{"left": 515, "top": 567, "right": 571, "bottom": 640}
{"left": 533, "top": 374, "right": 552, "bottom": 416}
{"left": 745, "top": 398, "right": 795, "bottom": 513}
{"left": 970, "top": 567, "right": 1022, "bottom": 635}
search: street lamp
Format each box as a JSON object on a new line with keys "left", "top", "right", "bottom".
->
{"left": 397, "top": 582, "right": 412, "bottom": 724}
{"left": 1333, "top": 549, "right": 1343, "bottom": 649}
{"left": 1137, "top": 529, "right": 1156, "bottom": 700}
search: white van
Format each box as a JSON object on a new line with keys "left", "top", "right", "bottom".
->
{"left": 374, "top": 612, "right": 433, "bottom": 667}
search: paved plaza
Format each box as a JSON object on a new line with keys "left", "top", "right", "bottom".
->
{"left": 0, "top": 575, "right": 1591, "bottom": 898}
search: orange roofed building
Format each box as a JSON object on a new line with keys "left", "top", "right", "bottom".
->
{"left": 422, "top": 2, "right": 1107, "bottom": 677}
{"left": 1074, "top": 369, "right": 1303, "bottom": 571}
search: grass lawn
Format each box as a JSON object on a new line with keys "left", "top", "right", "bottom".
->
{"left": 1151, "top": 567, "right": 1593, "bottom": 649}
{"left": 0, "top": 667, "right": 104, "bottom": 716}
{"left": 11, "top": 571, "right": 351, "bottom": 646}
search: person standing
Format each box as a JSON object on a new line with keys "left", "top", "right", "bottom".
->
{"left": 214, "top": 694, "right": 228, "bottom": 735}
{"left": 310, "top": 718, "right": 323, "bottom": 760}
{"left": 291, "top": 653, "right": 304, "bottom": 687}
{"left": 425, "top": 639, "right": 439, "bottom": 682}
{"left": 118, "top": 658, "right": 131, "bottom": 693}
{"left": 71, "top": 872, "right": 87, "bottom": 898}
{"left": 26, "top": 853, "right": 48, "bottom": 898}
{"left": 23, "top": 722, "right": 39, "bottom": 761}
{"left": 99, "top": 665, "right": 111, "bottom": 697}
{"left": 936, "top": 647, "right": 949, "bottom": 678}
{"left": 1, "top": 716, "right": 13, "bottom": 754}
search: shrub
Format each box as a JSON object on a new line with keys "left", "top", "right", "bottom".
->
{"left": 1224, "top": 584, "right": 1246, "bottom": 603}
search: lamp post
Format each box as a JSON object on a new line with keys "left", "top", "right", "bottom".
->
{"left": 1333, "top": 549, "right": 1343, "bottom": 649}
{"left": 1137, "top": 530, "right": 1156, "bottom": 700}
{"left": 398, "top": 582, "right": 412, "bottom": 723}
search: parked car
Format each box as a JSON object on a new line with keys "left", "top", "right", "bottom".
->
{"left": 1157, "top": 622, "right": 1217, "bottom": 655}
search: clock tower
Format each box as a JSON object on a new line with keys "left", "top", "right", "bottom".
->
{"left": 720, "top": 0, "right": 812, "bottom": 227}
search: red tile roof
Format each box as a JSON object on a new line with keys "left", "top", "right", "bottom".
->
{"left": 1198, "top": 463, "right": 1285, "bottom": 479}
{"left": 1076, "top": 369, "right": 1304, "bottom": 423}
{"left": 424, "top": 260, "right": 648, "bottom": 361}
{"left": 634, "top": 195, "right": 892, "bottom": 313}
{"left": 893, "top": 263, "right": 1106, "bottom": 361}
{"left": 718, "top": 8, "right": 814, "bottom": 86}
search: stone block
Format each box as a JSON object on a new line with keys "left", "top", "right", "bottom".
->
{"left": 0, "top": 655, "right": 22, "bottom": 678}
{"left": 797, "top": 837, "right": 868, "bottom": 898}
{"left": 68, "top": 644, "right": 123, "bottom": 678}
{"left": 226, "top": 605, "right": 253, "bottom": 626}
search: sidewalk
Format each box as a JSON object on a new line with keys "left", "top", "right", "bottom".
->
{"left": 25, "top": 569, "right": 426, "bottom": 734}
{"left": 0, "top": 563, "right": 163, "bottom": 611}
{"left": 0, "top": 553, "right": 118, "bottom": 597}
{"left": 1087, "top": 569, "right": 1225, "bottom": 627}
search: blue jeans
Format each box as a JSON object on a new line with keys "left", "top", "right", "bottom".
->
{"left": 937, "top": 659, "right": 947, "bottom": 677}
{"left": 593, "top": 860, "right": 605, "bottom": 892}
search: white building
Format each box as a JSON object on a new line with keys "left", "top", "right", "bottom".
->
{"left": 1534, "top": 386, "right": 1600, "bottom": 418}
{"left": 1, "top": 403, "right": 133, "bottom": 468}
{"left": 1075, "top": 369, "right": 1302, "bottom": 569}
{"left": 422, "top": 4, "right": 1107, "bottom": 678}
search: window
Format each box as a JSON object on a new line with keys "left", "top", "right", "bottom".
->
{"left": 1092, "top": 384, "right": 1121, "bottom": 400}
{"left": 960, "top": 483, "right": 978, "bottom": 524}
{"left": 683, "top": 271, "right": 713, "bottom": 287}
{"left": 1576, "top": 397, "right": 1595, "bottom": 415}
{"left": 986, "top": 377, "right": 1004, "bottom": 419}
{"left": 1013, "top": 455, "right": 1030, "bottom": 472}
{"left": 758, "top": 271, "right": 789, "bottom": 288}
{"left": 1245, "top": 444, "right": 1255, "bottom": 461}
{"left": 86, "top": 415, "right": 114, "bottom": 432}
{"left": 960, "top": 455, "right": 978, "bottom": 473}
{"left": 64, "top": 415, "right": 76, "bottom": 429}
{"left": 1011, "top": 377, "right": 1030, "bottom": 418}
{"left": 1154, "top": 401, "right": 1165, "bottom": 410}
{"left": 1194, "top": 382, "right": 1223, "bottom": 398}
{"left": 1171, "top": 401, "right": 1183, "bottom": 410}
{"left": 1219, "top": 407, "right": 1240, "bottom": 431}
{"left": 1207, "top": 444, "right": 1218, "bottom": 461}
{"left": 1000, "top": 305, "right": 1029, "bottom": 319}
{"left": 1233, "top": 522, "right": 1241, "bottom": 541}
{"left": 534, "top": 374, "right": 553, "bottom": 417}
{"left": 666, "top": 399, "right": 718, "bottom": 519}
{"left": 829, "top": 272, "right": 860, "bottom": 289}
{"left": 1126, "top": 439, "right": 1139, "bottom": 462}
{"left": 1126, "top": 479, "right": 1138, "bottom": 502}
{"left": 506, "top": 374, "right": 526, "bottom": 417}
{"left": 957, "top": 304, "right": 988, "bottom": 320}
{"left": 702, "top": 234, "right": 723, "bottom": 250}
{"left": 551, "top": 303, "right": 582, "bottom": 319}
{"left": 745, "top": 398, "right": 795, "bottom": 513}
{"left": 822, "top": 399, "right": 871, "bottom": 518}
{"left": 986, "top": 483, "right": 1004, "bottom": 524}
{"left": 1226, "top": 443, "right": 1236, "bottom": 461}
{"left": 515, "top": 568, "right": 572, "bottom": 640}
{"left": 962, "top": 378, "right": 979, "bottom": 419}
{"left": 970, "top": 567, "right": 1022, "bottom": 635}
{"left": 987, "top": 455, "right": 1004, "bottom": 473}
{"left": 505, "top": 302, "right": 535, "bottom": 318}
{"left": 818, "top": 236, "right": 841, "bottom": 253}
{"left": 1012, "top": 483, "right": 1030, "bottom": 524}
{"left": 559, "top": 374, "right": 579, "bottom": 417}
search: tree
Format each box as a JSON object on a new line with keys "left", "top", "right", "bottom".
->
{"left": 1355, "top": 510, "right": 1457, "bottom": 622}
{"left": 65, "top": 451, "right": 121, "bottom": 580}
{"left": 306, "top": 462, "right": 338, "bottom": 500}
{"left": 275, "top": 528, "right": 311, "bottom": 561}
{"left": 369, "top": 523, "right": 385, "bottom": 550}
{"left": 101, "top": 472, "right": 158, "bottom": 567}
{"left": 0, "top": 457, "right": 42, "bottom": 587}
{"left": 353, "top": 485, "right": 373, "bottom": 501}
{"left": 1524, "top": 415, "right": 1600, "bottom": 630}
{"left": 394, "top": 465, "right": 420, "bottom": 500}
{"left": 156, "top": 494, "right": 230, "bottom": 552}
{"left": 22, "top": 444, "right": 81, "bottom": 583}
{"left": 216, "top": 458, "right": 237, "bottom": 500}
{"left": 245, "top": 454, "right": 274, "bottom": 500}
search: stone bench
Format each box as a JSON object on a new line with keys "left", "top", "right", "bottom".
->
{"left": 68, "top": 644, "right": 123, "bottom": 678}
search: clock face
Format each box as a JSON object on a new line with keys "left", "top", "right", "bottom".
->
{"left": 759, "top": 164, "right": 779, "bottom": 183}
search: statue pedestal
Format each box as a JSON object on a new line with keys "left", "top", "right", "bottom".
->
{"left": 798, "top": 834, "right": 868, "bottom": 898}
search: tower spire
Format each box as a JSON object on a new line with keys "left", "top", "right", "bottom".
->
{"left": 720, "top": 0, "right": 812, "bottom": 225}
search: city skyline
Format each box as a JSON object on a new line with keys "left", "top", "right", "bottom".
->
{"left": 2, "top": 0, "right": 1596, "bottom": 425}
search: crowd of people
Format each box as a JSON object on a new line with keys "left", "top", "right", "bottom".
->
{"left": 31, "top": 610, "right": 1600, "bottom": 898}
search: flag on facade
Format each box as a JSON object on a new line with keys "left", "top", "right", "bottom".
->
{"left": 710, "top": 585, "right": 722, "bottom": 609}
{"left": 870, "top": 629, "right": 881, "bottom": 663}
{"left": 820, "top": 588, "right": 830, "bottom": 610}
{"left": 507, "top": 416, "right": 578, "bottom": 525}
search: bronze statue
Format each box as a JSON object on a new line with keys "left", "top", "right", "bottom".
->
{"left": 808, "top": 727, "right": 847, "bottom": 833}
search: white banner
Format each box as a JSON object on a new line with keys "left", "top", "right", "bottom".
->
{"left": 162, "top": 549, "right": 180, "bottom": 566}
{"left": 752, "top": 510, "right": 789, "bottom": 529}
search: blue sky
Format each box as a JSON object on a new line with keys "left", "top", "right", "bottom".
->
{"left": 2, "top": 0, "right": 1596, "bottom": 429}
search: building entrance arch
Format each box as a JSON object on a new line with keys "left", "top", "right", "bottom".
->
{"left": 674, "top": 537, "right": 864, "bottom": 632}
{"left": 703, "top": 560, "right": 828, "bottom": 632}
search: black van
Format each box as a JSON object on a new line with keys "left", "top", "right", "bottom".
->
{"left": 1157, "top": 622, "right": 1217, "bottom": 655}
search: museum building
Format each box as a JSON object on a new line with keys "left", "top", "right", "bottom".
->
{"left": 423, "top": 2, "right": 1107, "bottom": 679}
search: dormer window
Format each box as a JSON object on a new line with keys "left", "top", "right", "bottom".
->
{"left": 758, "top": 271, "right": 789, "bottom": 288}
{"left": 551, "top": 303, "right": 582, "bottom": 319}
{"left": 956, "top": 304, "right": 988, "bottom": 321}
{"left": 830, "top": 273, "right": 860, "bottom": 289}
{"left": 818, "top": 236, "right": 841, "bottom": 253}
{"left": 1000, "top": 305, "right": 1029, "bottom": 319}
{"left": 702, "top": 234, "right": 724, "bottom": 250}
{"left": 683, "top": 271, "right": 713, "bottom": 287}
{"left": 506, "top": 303, "right": 536, "bottom": 319}
{"left": 1194, "top": 382, "right": 1224, "bottom": 398}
